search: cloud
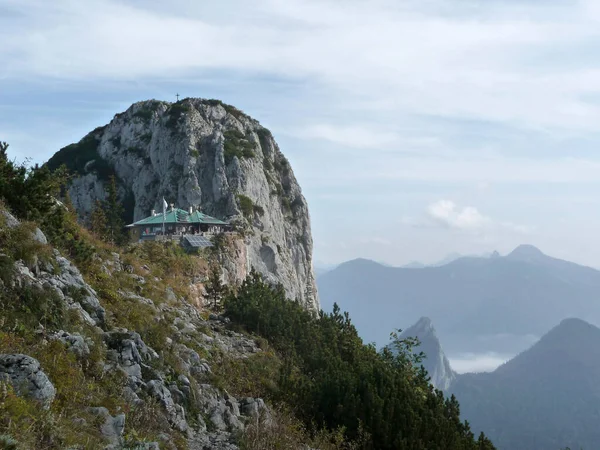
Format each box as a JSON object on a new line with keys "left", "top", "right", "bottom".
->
{"left": 6, "top": 0, "right": 600, "bottom": 133}
{"left": 449, "top": 352, "right": 512, "bottom": 374}
{"left": 299, "top": 124, "right": 400, "bottom": 149}
{"left": 423, "top": 200, "right": 533, "bottom": 235}
{"left": 295, "top": 123, "right": 442, "bottom": 151}
{"left": 427, "top": 200, "right": 491, "bottom": 231}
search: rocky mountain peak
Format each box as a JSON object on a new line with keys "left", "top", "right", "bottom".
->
{"left": 399, "top": 317, "right": 456, "bottom": 391}
{"left": 506, "top": 244, "right": 546, "bottom": 261}
{"left": 411, "top": 316, "right": 435, "bottom": 334}
{"left": 46, "top": 97, "right": 319, "bottom": 311}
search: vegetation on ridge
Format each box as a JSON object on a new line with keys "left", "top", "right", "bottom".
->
{"left": 223, "top": 271, "right": 496, "bottom": 450}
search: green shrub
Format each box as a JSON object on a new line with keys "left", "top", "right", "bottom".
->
{"left": 139, "top": 132, "right": 152, "bottom": 144}
{"left": 211, "top": 351, "right": 281, "bottom": 399}
{"left": 237, "top": 195, "right": 255, "bottom": 218}
{"left": 46, "top": 135, "right": 114, "bottom": 181}
{"left": 110, "top": 136, "right": 122, "bottom": 149}
{"left": 224, "top": 129, "right": 255, "bottom": 164}
{"left": 256, "top": 128, "right": 273, "bottom": 154}
{"left": 165, "top": 102, "right": 192, "bottom": 130}
{"left": 133, "top": 108, "right": 154, "bottom": 122}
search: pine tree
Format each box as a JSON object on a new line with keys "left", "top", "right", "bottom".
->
{"left": 104, "top": 175, "right": 126, "bottom": 245}
{"left": 205, "top": 264, "right": 225, "bottom": 310}
{"left": 89, "top": 200, "right": 108, "bottom": 240}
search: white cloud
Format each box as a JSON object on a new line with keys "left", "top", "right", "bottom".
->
{"left": 449, "top": 352, "right": 512, "bottom": 374}
{"left": 427, "top": 200, "right": 491, "bottom": 231}
{"left": 300, "top": 124, "right": 400, "bottom": 149}
{"left": 424, "top": 200, "right": 533, "bottom": 235}
{"left": 5, "top": 0, "right": 600, "bottom": 132}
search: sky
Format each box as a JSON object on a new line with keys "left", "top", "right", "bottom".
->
{"left": 4, "top": 0, "right": 600, "bottom": 268}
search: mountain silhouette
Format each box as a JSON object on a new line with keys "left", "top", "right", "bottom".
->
{"left": 318, "top": 246, "right": 600, "bottom": 354}
{"left": 450, "top": 317, "right": 600, "bottom": 450}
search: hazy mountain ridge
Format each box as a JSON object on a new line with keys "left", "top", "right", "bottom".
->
{"left": 450, "top": 317, "right": 600, "bottom": 450}
{"left": 318, "top": 246, "right": 600, "bottom": 354}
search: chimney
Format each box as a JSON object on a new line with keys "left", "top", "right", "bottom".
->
{"left": 151, "top": 209, "right": 156, "bottom": 216}
{"left": 189, "top": 206, "right": 193, "bottom": 214}
{"left": 170, "top": 203, "right": 174, "bottom": 212}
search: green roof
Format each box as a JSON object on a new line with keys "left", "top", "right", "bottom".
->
{"left": 127, "top": 208, "right": 228, "bottom": 227}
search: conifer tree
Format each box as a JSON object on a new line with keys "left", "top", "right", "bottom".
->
{"left": 89, "top": 200, "right": 108, "bottom": 240}
{"left": 104, "top": 175, "right": 126, "bottom": 245}
{"left": 205, "top": 263, "right": 225, "bottom": 310}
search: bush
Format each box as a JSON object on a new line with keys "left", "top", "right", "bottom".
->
{"left": 46, "top": 134, "right": 114, "bottom": 181}
{"left": 224, "top": 129, "right": 255, "bottom": 164}
{"left": 165, "top": 102, "right": 192, "bottom": 130}
{"left": 238, "top": 195, "right": 254, "bottom": 218}
{"left": 133, "top": 108, "right": 154, "bottom": 122}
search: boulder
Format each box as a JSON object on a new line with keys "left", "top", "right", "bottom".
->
{"left": 0, "top": 354, "right": 56, "bottom": 409}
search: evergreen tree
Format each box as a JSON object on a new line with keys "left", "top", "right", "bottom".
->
{"left": 224, "top": 270, "right": 497, "bottom": 450}
{"left": 0, "top": 141, "right": 66, "bottom": 221}
{"left": 104, "top": 175, "right": 126, "bottom": 245}
{"left": 205, "top": 263, "right": 225, "bottom": 310}
{"left": 89, "top": 200, "right": 108, "bottom": 240}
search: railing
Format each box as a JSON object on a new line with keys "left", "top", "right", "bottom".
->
{"left": 139, "top": 230, "right": 236, "bottom": 243}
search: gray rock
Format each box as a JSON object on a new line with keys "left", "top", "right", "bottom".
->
{"left": 105, "top": 330, "right": 159, "bottom": 381}
{"left": 210, "top": 407, "right": 228, "bottom": 432}
{"left": 239, "top": 397, "right": 268, "bottom": 418}
{"left": 165, "top": 287, "right": 177, "bottom": 302}
{"left": 45, "top": 252, "right": 106, "bottom": 325}
{"left": 0, "top": 210, "right": 19, "bottom": 228}
{"left": 146, "top": 380, "right": 189, "bottom": 433}
{"left": 88, "top": 407, "right": 125, "bottom": 446}
{"left": 178, "top": 374, "right": 191, "bottom": 387}
{"left": 60, "top": 99, "right": 319, "bottom": 311}
{"left": 175, "top": 344, "right": 212, "bottom": 376}
{"left": 32, "top": 227, "right": 48, "bottom": 244}
{"left": 224, "top": 409, "right": 244, "bottom": 433}
{"left": 50, "top": 330, "right": 91, "bottom": 358}
{"left": 129, "top": 443, "right": 160, "bottom": 450}
{"left": 0, "top": 354, "right": 56, "bottom": 409}
{"left": 168, "top": 383, "right": 186, "bottom": 405}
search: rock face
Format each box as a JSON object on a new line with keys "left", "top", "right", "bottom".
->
{"left": 0, "top": 354, "right": 56, "bottom": 409}
{"left": 399, "top": 317, "right": 457, "bottom": 391}
{"left": 47, "top": 98, "right": 319, "bottom": 311}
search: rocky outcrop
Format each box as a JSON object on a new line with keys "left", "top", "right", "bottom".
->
{"left": 47, "top": 98, "right": 319, "bottom": 311}
{"left": 0, "top": 207, "right": 281, "bottom": 449}
{"left": 399, "top": 317, "right": 457, "bottom": 391}
{"left": 0, "top": 354, "right": 56, "bottom": 409}
{"left": 88, "top": 407, "right": 126, "bottom": 448}
{"left": 50, "top": 330, "right": 91, "bottom": 358}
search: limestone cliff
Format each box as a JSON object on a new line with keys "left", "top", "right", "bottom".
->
{"left": 47, "top": 98, "right": 319, "bottom": 311}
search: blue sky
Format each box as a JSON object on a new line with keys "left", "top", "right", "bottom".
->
{"left": 4, "top": 0, "right": 600, "bottom": 267}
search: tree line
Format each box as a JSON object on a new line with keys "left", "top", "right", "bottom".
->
{"left": 224, "top": 270, "right": 496, "bottom": 450}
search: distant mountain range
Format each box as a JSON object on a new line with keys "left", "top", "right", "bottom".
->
{"left": 401, "top": 251, "right": 494, "bottom": 269}
{"left": 318, "top": 245, "right": 600, "bottom": 355}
